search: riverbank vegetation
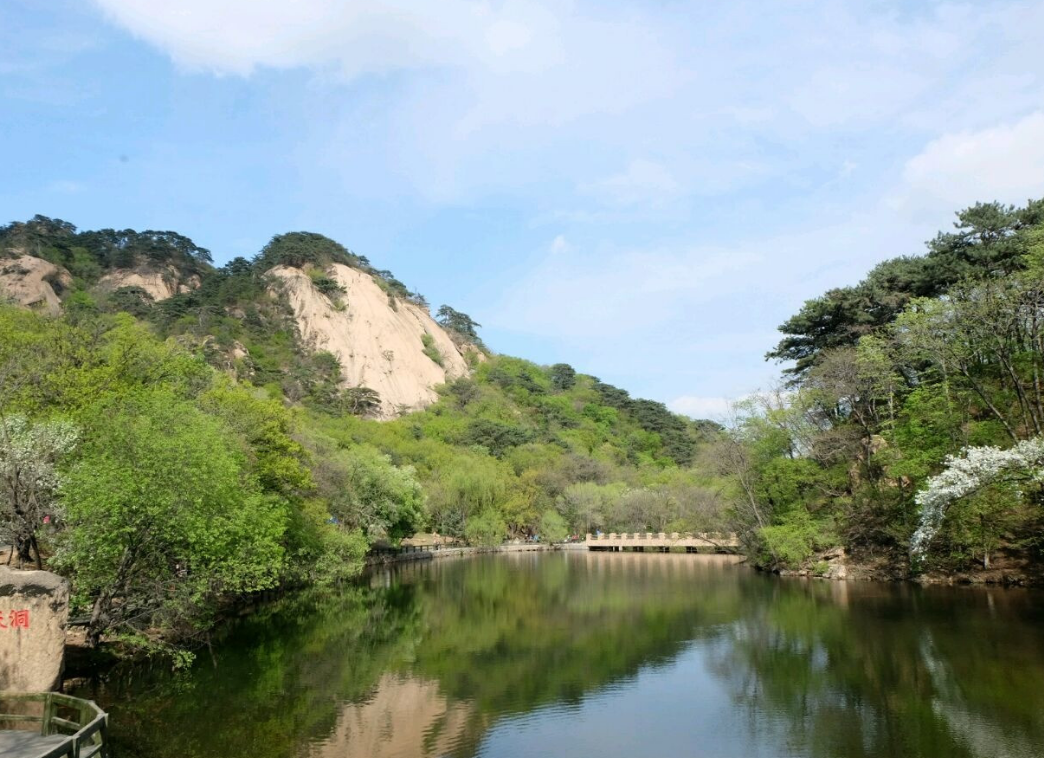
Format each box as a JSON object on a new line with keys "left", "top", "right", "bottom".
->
{"left": 721, "top": 198, "right": 1044, "bottom": 579}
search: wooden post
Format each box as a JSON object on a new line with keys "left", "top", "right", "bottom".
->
{"left": 41, "top": 692, "right": 53, "bottom": 736}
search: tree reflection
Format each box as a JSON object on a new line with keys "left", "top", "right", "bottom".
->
{"left": 73, "top": 556, "right": 1044, "bottom": 758}
{"left": 707, "top": 580, "right": 1044, "bottom": 758}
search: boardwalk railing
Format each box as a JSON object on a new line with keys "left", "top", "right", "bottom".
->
{"left": 0, "top": 692, "right": 108, "bottom": 758}
{"left": 584, "top": 532, "right": 740, "bottom": 551}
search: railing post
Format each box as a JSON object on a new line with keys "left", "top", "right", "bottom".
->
{"left": 42, "top": 692, "right": 53, "bottom": 736}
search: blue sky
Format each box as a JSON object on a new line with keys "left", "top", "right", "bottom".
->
{"left": 3, "top": 0, "right": 1044, "bottom": 417}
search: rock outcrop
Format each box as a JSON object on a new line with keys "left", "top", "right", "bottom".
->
{"left": 270, "top": 264, "right": 473, "bottom": 418}
{"left": 0, "top": 255, "right": 72, "bottom": 316}
{"left": 0, "top": 567, "right": 70, "bottom": 692}
{"left": 96, "top": 266, "right": 201, "bottom": 301}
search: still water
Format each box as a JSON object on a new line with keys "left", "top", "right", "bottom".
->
{"left": 72, "top": 552, "right": 1044, "bottom": 758}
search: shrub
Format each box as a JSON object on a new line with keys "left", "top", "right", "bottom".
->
{"left": 759, "top": 510, "right": 836, "bottom": 568}
{"left": 308, "top": 269, "right": 346, "bottom": 299}
{"left": 421, "top": 332, "right": 444, "bottom": 367}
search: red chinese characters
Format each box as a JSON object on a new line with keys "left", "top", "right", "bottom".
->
{"left": 0, "top": 610, "right": 30, "bottom": 630}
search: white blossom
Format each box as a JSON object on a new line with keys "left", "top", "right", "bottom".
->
{"left": 0, "top": 414, "right": 79, "bottom": 547}
{"left": 910, "top": 437, "right": 1044, "bottom": 560}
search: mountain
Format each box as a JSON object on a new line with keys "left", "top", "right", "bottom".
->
{"left": 0, "top": 216, "right": 480, "bottom": 418}
{"left": 0, "top": 213, "right": 728, "bottom": 649}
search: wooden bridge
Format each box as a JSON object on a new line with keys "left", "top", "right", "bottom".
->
{"left": 584, "top": 532, "right": 740, "bottom": 552}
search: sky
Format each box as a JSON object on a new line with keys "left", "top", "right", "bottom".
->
{"left": 2, "top": 0, "right": 1044, "bottom": 418}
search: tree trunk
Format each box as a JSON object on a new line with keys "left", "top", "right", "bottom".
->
{"left": 16, "top": 536, "right": 32, "bottom": 566}
{"left": 86, "top": 593, "right": 111, "bottom": 649}
{"left": 30, "top": 535, "right": 42, "bottom": 570}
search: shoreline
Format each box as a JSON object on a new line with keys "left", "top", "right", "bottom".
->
{"left": 365, "top": 542, "right": 553, "bottom": 566}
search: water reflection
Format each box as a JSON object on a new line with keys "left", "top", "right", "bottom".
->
{"left": 308, "top": 674, "right": 474, "bottom": 758}
{"left": 72, "top": 553, "right": 1044, "bottom": 758}
{"left": 706, "top": 580, "right": 1044, "bottom": 758}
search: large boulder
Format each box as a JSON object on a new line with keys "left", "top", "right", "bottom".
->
{"left": 0, "top": 567, "right": 69, "bottom": 692}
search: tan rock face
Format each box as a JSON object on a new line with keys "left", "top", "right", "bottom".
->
{"left": 0, "top": 255, "right": 72, "bottom": 316}
{"left": 96, "top": 266, "right": 200, "bottom": 302}
{"left": 0, "top": 567, "right": 69, "bottom": 692}
{"left": 270, "top": 264, "right": 473, "bottom": 418}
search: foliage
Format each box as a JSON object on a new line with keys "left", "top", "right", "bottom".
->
{"left": 436, "top": 305, "right": 483, "bottom": 346}
{"left": 911, "top": 437, "right": 1044, "bottom": 564}
{"left": 310, "top": 441, "right": 425, "bottom": 543}
{"left": 308, "top": 268, "right": 346, "bottom": 299}
{"left": 56, "top": 390, "right": 289, "bottom": 646}
{"left": 539, "top": 509, "right": 569, "bottom": 543}
{"left": 0, "top": 415, "right": 79, "bottom": 567}
{"left": 342, "top": 386, "right": 382, "bottom": 417}
{"left": 549, "top": 363, "right": 577, "bottom": 391}
{"left": 0, "top": 215, "right": 212, "bottom": 285}
{"left": 726, "top": 196, "right": 1044, "bottom": 573}
{"left": 420, "top": 332, "right": 444, "bottom": 367}
{"left": 758, "top": 510, "right": 836, "bottom": 567}
{"left": 465, "top": 508, "right": 507, "bottom": 547}
{"left": 255, "top": 232, "right": 357, "bottom": 270}
{"left": 768, "top": 200, "right": 1044, "bottom": 376}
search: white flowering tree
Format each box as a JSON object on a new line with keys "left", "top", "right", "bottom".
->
{"left": 910, "top": 437, "right": 1044, "bottom": 566}
{"left": 0, "top": 414, "right": 79, "bottom": 568}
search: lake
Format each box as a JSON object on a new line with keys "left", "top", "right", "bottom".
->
{"left": 71, "top": 551, "right": 1044, "bottom": 758}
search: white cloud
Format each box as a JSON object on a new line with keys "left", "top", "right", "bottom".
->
{"left": 89, "top": 0, "right": 554, "bottom": 77}
{"left": 89, "top": 0, "right": 1044, "bottom": 206}
{"left": 549, "top": 234, "right": 572, "bottom": 255}
{"left": 889, "top": 112, "right": 1044, "bottom": 216}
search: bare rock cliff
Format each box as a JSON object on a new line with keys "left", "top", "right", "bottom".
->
{"left": 96, "top": 266, "right": 201, "bottom": 301}
{"left": 270, "top": 263, "right": 472, "bottom": 418}
{"left": 0, "top": 255, "right": 72, "bottom": 315}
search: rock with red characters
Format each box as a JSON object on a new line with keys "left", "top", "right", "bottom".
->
{"left": 0, "top": 567, "right": 69, "bottom": 692}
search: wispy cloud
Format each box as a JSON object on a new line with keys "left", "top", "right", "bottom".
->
{"left": 888, "top": 112, "right": 1044, "bottom": 217}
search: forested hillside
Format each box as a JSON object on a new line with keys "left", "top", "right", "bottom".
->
{"left": 0, "top": 215, "right": 721, "bottom": 654}
{"left": 721, "top": 198, "right": 1044, "bottom": 580}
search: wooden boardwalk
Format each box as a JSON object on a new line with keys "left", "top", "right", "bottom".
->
{"left": 0, "top": 729, "right": 73, "bottom": 756}
{"left": 584, "top": 532, "right": 740, "bottom": 552}
{"left": 0, "top": 692, "right": 108, "bottom": 758}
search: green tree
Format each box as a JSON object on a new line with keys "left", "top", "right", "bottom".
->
{"left": 549, "top": 363, "right": 577, "bottom": 391}
{"left": 342, "top": 386, "right": 382, "bottom": 417}
{"left": 539, "top": 509, "right": 569, "bottom": 543}
{"left": 465, "top": 508, "right": 507, "bottom": 547}
{"left": 436, "top": 305, "right": 483, "bottom": 345}
{"left": 312, "top": 444, "right": 425, "bottom": 542}
{"left": 58, "top": 391, "right": 289, "bottom": 647}
{"left": 255, "top": 232, "right": 355, "bottom": 270}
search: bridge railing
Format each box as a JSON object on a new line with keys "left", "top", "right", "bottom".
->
{"left": 0, "top": 691, "right": 109, "bottom": 758}
{"left": 584, "top": 532, "right": 737, "bottom": 542}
